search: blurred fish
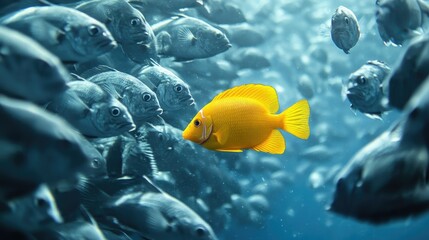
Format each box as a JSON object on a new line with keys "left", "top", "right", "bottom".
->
{"left": 152, "top": 15, "right": 231, "bottom": 61}
{"left": 135, "top": 63, "right": 195, "bottom": 112}
{"left": 197, "top": 0, "right": 246, "bottom": 24}
{"left": 79, "top": 177, "right": 218, "bottom": 240}
{"left": 331, "top": 6, "right": 360, "bottom": 54}
{"left": 0, "top": 184, "right": 62, "bottom": 232}
{"left": 223, "top": 24, "right": 265, "bottom": 47}
{"left": 168, "top": 58, "right": 238, "bottom": 81}
{"left": 376, "top": 0, "right": 429, "bottom": 46}
{"left": 331, "top": 78, "right": 429, "bottom": 222}
{"left": 225, "top": 48, "right": 270, "bottom": 70}
{"left": 80, "top": 138, "right": 107, "bottom": 179}
{"left": 1, "top": 6, "right": 117, "bottom": 63}
{"left": 128, "top": 0, "right": 204, "bottom": 11}
{"left": 183, "top": 84, "right": 310, "bottom": 154}
{"left": 75, "top": 0, "right": 157, "bottom": 64}
{"left": 386, "top": 34, "right": 429, "bottom": 110}
{"left": 297, "top": 75, "right": 314, "bottom": 99}
{"left": 0, "top": 26, "right": 68, "bottom": 104}
{"left": 84, "top": 66, "right": 162, "bottom": 125}
{"left": 0, "top": 95, "right": 89, "bottom": 187}
{"left": 46, "top": 75, "right": 135, "bottom": 138}
{"left": 345, "top": 60, "right": 390, "bottom": 118}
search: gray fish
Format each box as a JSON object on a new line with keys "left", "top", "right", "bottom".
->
{"left": 225, "top": 48, "right": 270, "bottom": 70}
{"left": 80, "top": 138, "right": 107, "bottom": 179}
{"left": 345, "top": 60, "right": 390, "bottom": 118}
{"left": 1, "top": 6, "right": 117, "bottom": 63}
{"left": 152, "top": 15, "right": 231, "bottom": 61}
{"left": 331, "top": 6, "right": 360, "bottom": 54}
{"left": 197, "top": 0, "right": 246, "bottom": 24}
{"left": 223, "top": 24, "right": 265, "bottom": 47}
{"left": 0, "top": 184, "right": 62, "bottom": 232}
{"left": 0, "top": 26, "right": 68, "bottom": 104}
{"left": 79, "top": 177, "right": 218, "bottom": 240}
{"left": 376, "top": 0, "right": 429, "bottom": 46}
{"left": 85, "top": 66, "right": 162, "bottom": 125}
{"left": 75, "top": 0, "right": 157, "bottom": 64}
{"left": 385, "top": 34, "right": 429, "bottom": 110}
{"left": 0, "top": 95, "right": 89, "bottom": 186}
{"left": 330, "top": 78, "right": 429, "bottom": 223}
{"left": 135, "top": 64, "right": 195, "bottom": 112}
{"left": 46, "top": 76, "right": 135, "bottom": 138}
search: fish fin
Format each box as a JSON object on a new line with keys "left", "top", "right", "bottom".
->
{"left": 142, "top": 175, "right": 167, "bottom": 194}
{"left": 80, "top": 65, "right": 117, "bottom": 78}
{"left": 343, "top": 49, "right": 350, "bottom": 54}
{"left": 212, "top": 84, "right": 279, "bottom": 113}
{"left": 98, "top": 83, "right": 122, "bottom": 99}
{"left": 213, "top": 131, "right": 228, "bottom": 145}
{"left": 136, "top": 204, "right": 171, "bottom": 232}
{"left": 281, "top": 99, "right": 310, "bottom": 139}
{"left": 364, "top": 113, "right": 383, "bottom": 120}
{"left": 76, "top": 177, "right": 111, "bottom": 212}
{"left": 177, "top": 26, "right": 197, "bottom": 46}
{"left": 156, "top": 31, "right": 172, "bottom": 55}
{"left": 252, "top": 130, "right": 285, "bottom": 154}
{"left": 79, "top": 205, "right": 98, "bottom": 226}
{"left": 418, "top": 0, "right": 429, "bottom": 16}
{"left": 216, "top": 149, "right": 243, "bottom": 152}
{"left": 70, "top": 73, "right": 87, "bottom": 81}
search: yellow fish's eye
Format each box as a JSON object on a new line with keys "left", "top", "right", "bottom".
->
{"left": 194, "top": 119, "right": 201, "bottom": 127}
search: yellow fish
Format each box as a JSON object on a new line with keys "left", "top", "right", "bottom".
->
{"left": 182, "top": 84, "right": 310, "bottom": 154}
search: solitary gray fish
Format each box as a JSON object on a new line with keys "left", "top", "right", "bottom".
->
{"left": 152, "top": 15, "right": 231, "bottom": 61}
{"left": 225, "top": 48, "right": 270, "bottom": 70}
{"left": 386, "top": 34, "right": 429, "bottom": 110}
{"left": 46, "top": 76, "right": 135, "bottom": 138}
{"left": 331, "top": 6, "right": 360, "bottom": 54}
{"left": 197, "top": 0, "right": 246, "bottom": 24}
{"left": 376, "top": 0, "right": 429, "bottom": 46}
{"left": 0, "top": 95, "right": 89, "bottom": 185}
{"left": 1, "top": 6, "right": 117, "bottom": 63}
{"left": 135, "top": 63, "right": 195, "bottom": 112}
{"left": 0, "top": 184, "right": 62, "bottom": 232}
{"left": 75, "top": 0, "right": 157, "bottom": 64}
{"left": 345, "top": 60, "right": 391, "bottom": 118}
{"left": 0, "top": 26, "right": 68, "bottom": 104}
{"left": 223, "top": 24, "right": 265, "bottom": 47}
{"left": 86, "top": 66, "right": 163, "bottom": 125}
{"left": 128, "top": 0, "right": 204, "bottom": 11}
{"left": 331, "top": 78, "right": 429, "bottom": 223}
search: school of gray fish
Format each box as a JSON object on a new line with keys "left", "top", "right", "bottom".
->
{"left": 1, "top": 0, "right": 429, "bottom": 239}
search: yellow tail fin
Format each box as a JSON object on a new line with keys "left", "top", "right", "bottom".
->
{"left": 281, "top": 99, "right": 310, "bottom": 139}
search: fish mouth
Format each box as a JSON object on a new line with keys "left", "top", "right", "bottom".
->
{"left": 116, "top": 122, "right": 136, "bottom": 132}
{"left": 96, "top": 39, "right": 117, "bottom": 51}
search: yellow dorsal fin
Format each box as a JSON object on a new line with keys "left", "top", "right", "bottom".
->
{"left": 252, "top": 130, "right": 285, "bottom": 154}
{"left": 212, "top": 84, "right": 279, "bottom": 113}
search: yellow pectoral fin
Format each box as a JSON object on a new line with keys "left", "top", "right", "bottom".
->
{"left": 216, "top": 149, "right": 243, "bottom": 152}
{"left": 252, "top": 130, "right": 286, "bottom": 154}
{"left": 213, "top": 131, "right": 228, "bottom": 145}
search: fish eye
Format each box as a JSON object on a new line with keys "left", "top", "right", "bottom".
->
{"left": 194, "top": 119, "right": 201, "bottom": 127}
{"left": 344, "top": 17, "right": 349, "bottom": 25}
{"left": 130, "top": 18, "right": 141, "bottom": 26}
{"left": 35, "top": 198, "right": 49, "bottom": 208}
{"left": 88, "top": 25, "right": 100, "bottom": 36}
{"left": 174, "top": 84, "right": 183, "bottom": 92}
{"left": 195, "top": 227, "right": 207, "bottom": 237}
{"left": 142, "top": 93, "right": 152, "bottom": 102}
{"left": 91, "top": 158, "right": 100, "bottom": 168}
{"left": 110, "top": 107, "right": 121, "bottom": 117}
{"left": 357, "top": 76, "right": 366, "bottom": 85}
{"left": 158, "top": 132, "right": 165, "bottom": 141}
{"left": 215, "top": 32, "right": 223, "bottom": 39}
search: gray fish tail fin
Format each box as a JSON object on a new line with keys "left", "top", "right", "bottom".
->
{"left": 76, "top": 177, "right": 111, "bottom": 212}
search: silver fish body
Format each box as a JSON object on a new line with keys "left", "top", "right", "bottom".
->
{"left": 197, "top": 0, "right": 246, "bottom": 24}
{"left": 376, "top": 0, "right": 429, "bottom": 46}
{"left": 346, "top": 60, "right": 390, "bottom": 117}
{"left": 46, "top": 78, "right": 135, "bottom": 138}
{"left": 136, "top": 64, "right": 195, "bottom": 112}
{"left": 0, "top": 184, "right": 62, "bottom": 232}
{"left": 152, "top": 15, "right": 231, "bottom": 61}
{"left": 331, "top": 6, "right": 360, "bottom": 54}
{"left": 1, "top": 6, "right": 117, "bottom": 63}
{"left": 0, "top": 26, "right": 69, "bottom": 104}
{"left": 88, "top": 69, "right": 162, "bottom": 126}
{"left": 75, "top": 0, "right": 157, "bottom": 64}
{"left": 0, "top": 95, "right": 89, "bottom": 185}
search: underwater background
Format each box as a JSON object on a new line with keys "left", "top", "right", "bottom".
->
{"left": 1, "top": 0, "right": 429, "bottom": 239}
